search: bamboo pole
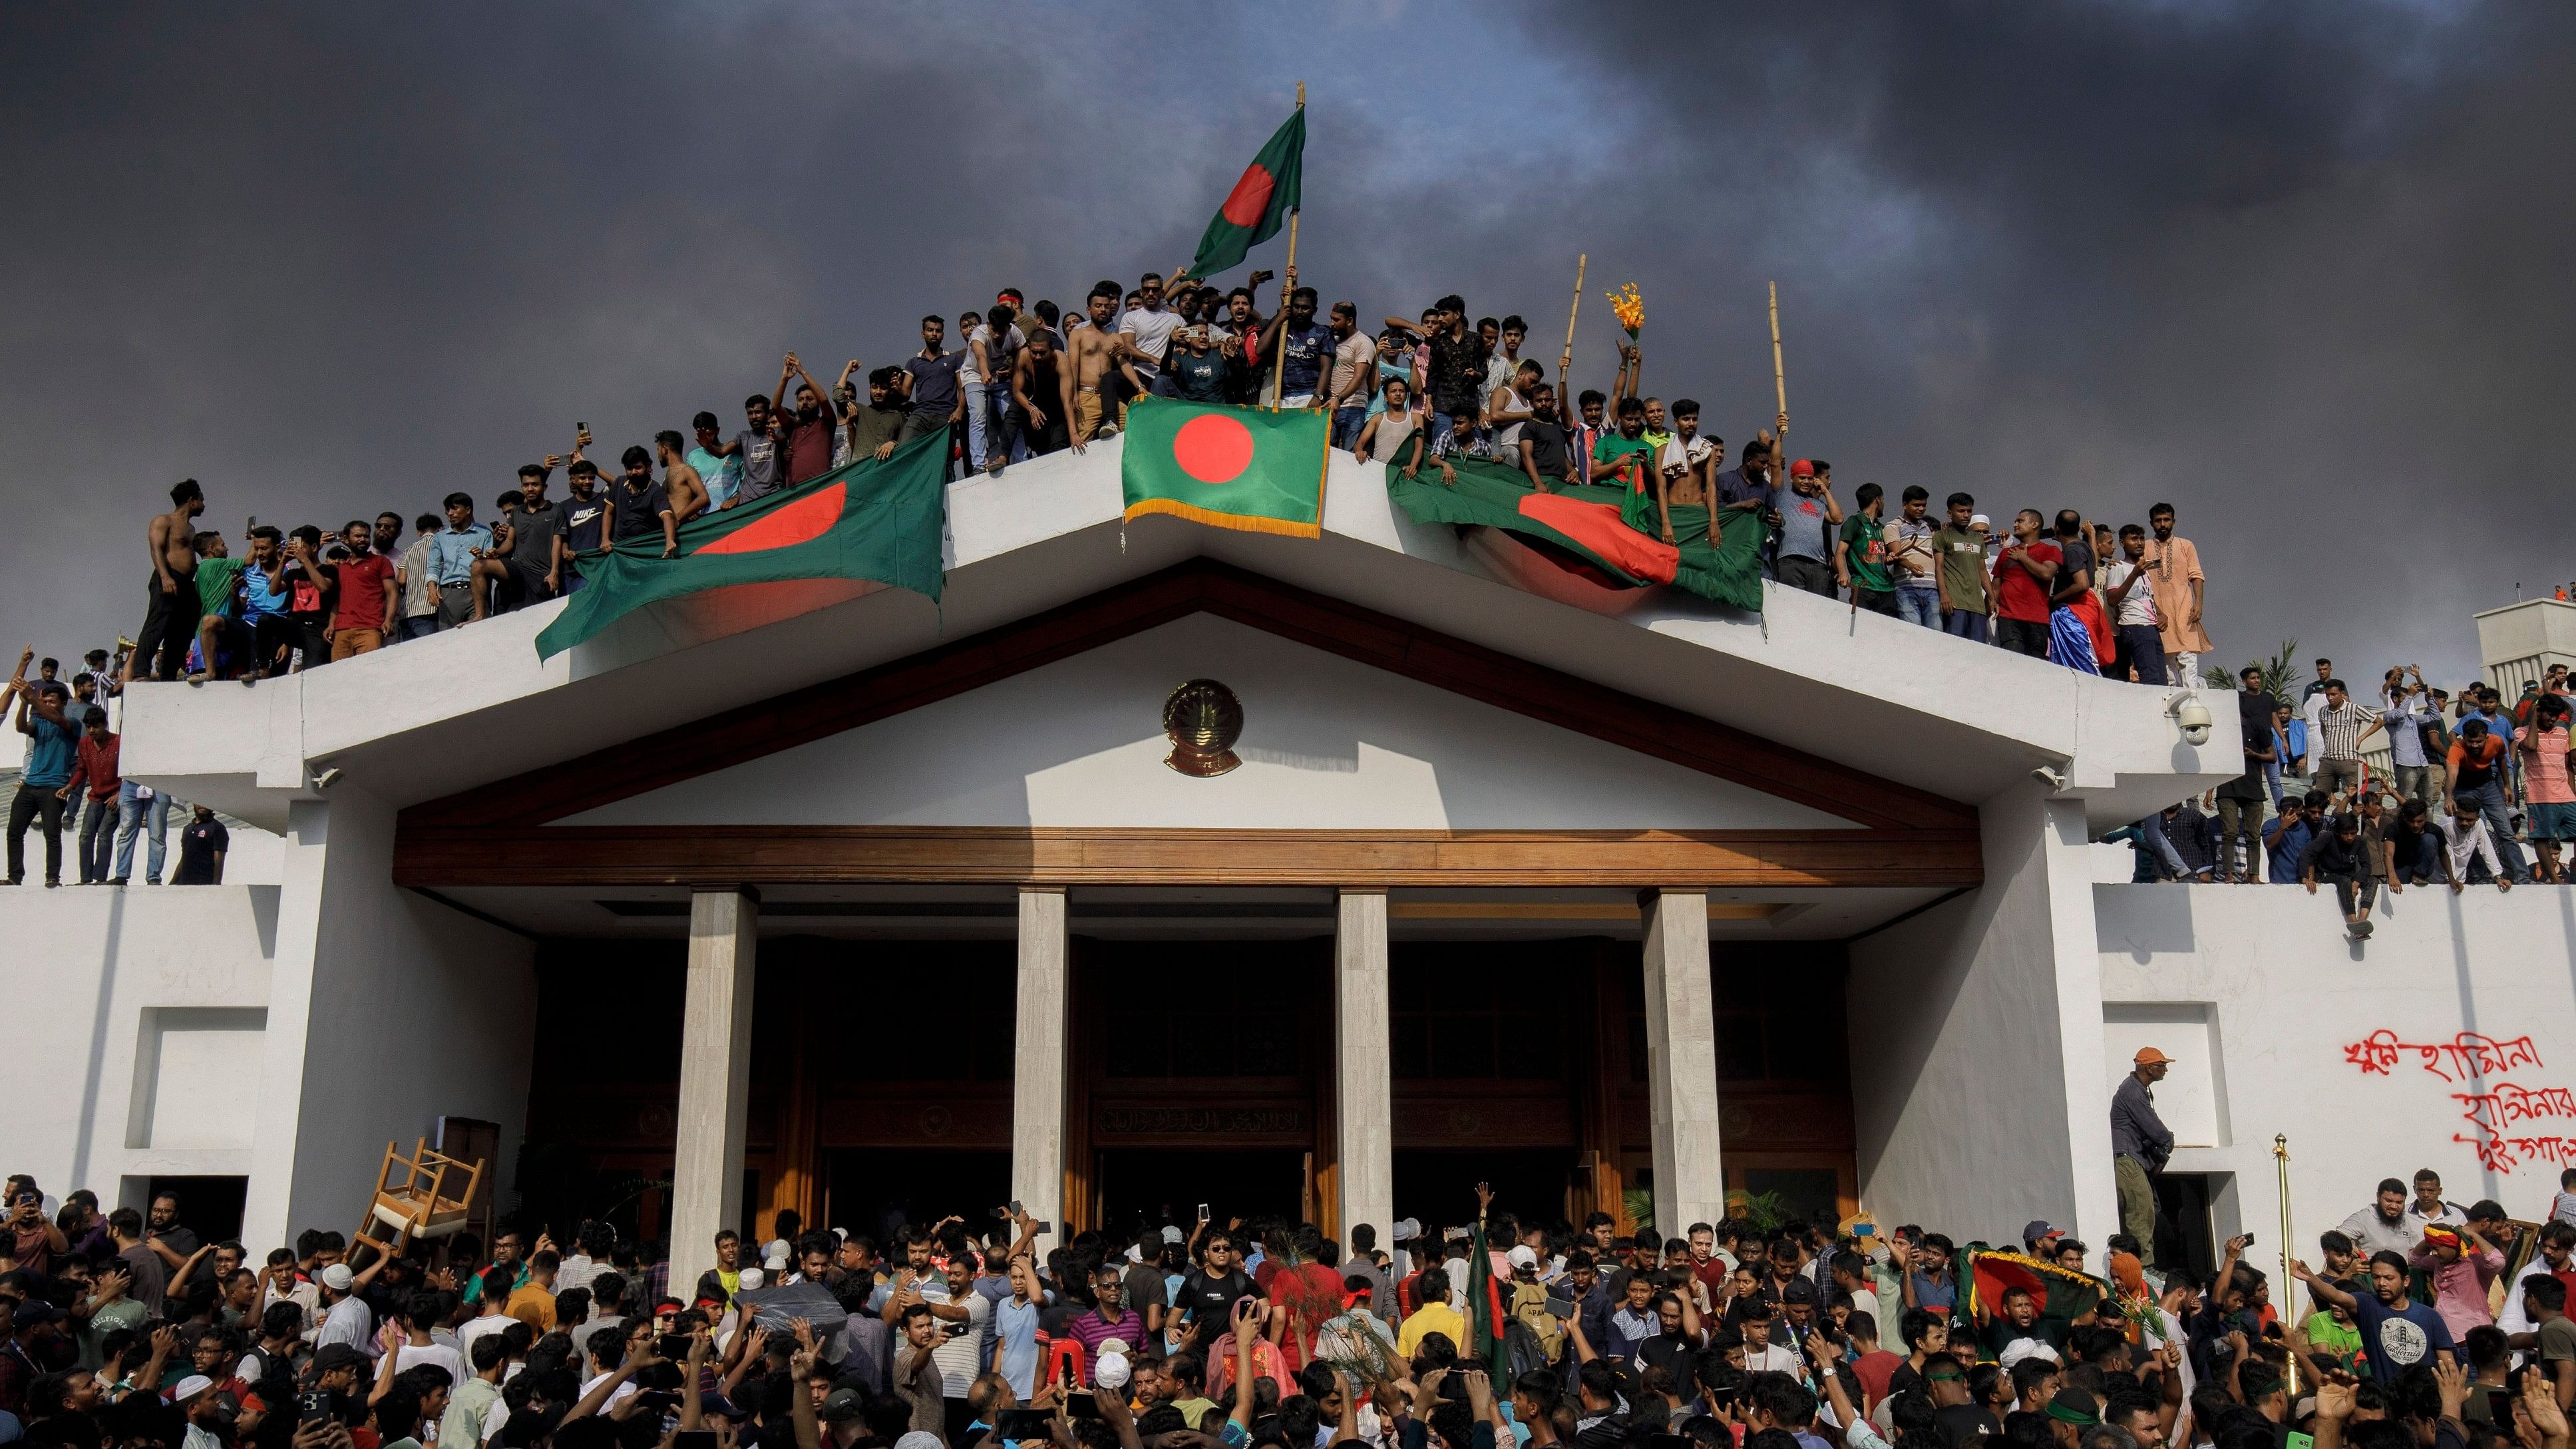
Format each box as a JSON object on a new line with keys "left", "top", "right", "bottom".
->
{"left": 1769, "top": 281, "right": 1789, "bottom": 471}
{"left": 1558, "top": 254, "right": 1587, "bottom": 399}
{"left": 1267, "top": 81, "right": 1305, "bottom": 412}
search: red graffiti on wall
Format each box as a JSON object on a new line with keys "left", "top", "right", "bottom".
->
{"left": 2343, "top": 1030, "right": 2561, "bottom": 1173}
{"left": 2342, "top": 1030, "right": 2543, "bottom": 1082}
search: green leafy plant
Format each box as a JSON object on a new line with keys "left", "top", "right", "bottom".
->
{"left": 2205, "top": 638, "right": 2303, "bottom": 700}
{"left": 1724, "top": 1188, "right": 1797, "bottom": 1235}
{"left": 1622, "top": 1187, "right": 1654, "bottom": 1236}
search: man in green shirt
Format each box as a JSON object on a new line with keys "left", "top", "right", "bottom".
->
{"left": 1839, "top": 483, "right": 1896, "bottom": 616}
{"left": 1931, "top": 491, "right": 1993, "bottom": 644}
{"left": 1592, "top": 397, "right": 1662, "bottom": 536}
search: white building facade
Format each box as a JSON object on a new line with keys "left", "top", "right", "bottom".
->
{"left": 8, "top": 442, "right": 2570, "bottom": 1293}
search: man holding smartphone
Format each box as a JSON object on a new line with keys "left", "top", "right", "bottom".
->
{"left": 7, "top": 1192, "right": 64, "bottom": 1278}
{"left": 1174, "top": 1232, "right": 1258, "bottom": 1329}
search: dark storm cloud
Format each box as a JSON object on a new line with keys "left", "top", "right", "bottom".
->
{"left": 2, "top": 1, "right": 2567, "bottom": 688}
{"left": 1499, "top": 0, "right": 2576, "bottom": 682}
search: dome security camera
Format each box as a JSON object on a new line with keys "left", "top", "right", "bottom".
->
{"left": 2169, "top": 692, "right": 2212, "bottom": 746}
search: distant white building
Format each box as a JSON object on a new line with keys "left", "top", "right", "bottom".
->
{"left": 5, "top": 441, "right": 2569, "bottom": 1293}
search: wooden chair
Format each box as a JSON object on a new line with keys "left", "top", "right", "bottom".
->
{"left": 353, "top": 1138, "right": 484, "bottom": 1261}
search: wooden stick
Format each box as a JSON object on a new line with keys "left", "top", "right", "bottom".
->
{"left": 1268, "top": 81, "right": 1305, "bottom": 412}
{"left": 1769, "top": 280, "right": 1788, "bottom": 445}
{"left": 1558, "top": 253, "right": 1587, "bottom": 399}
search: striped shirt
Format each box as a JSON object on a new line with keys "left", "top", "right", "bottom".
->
{"left": 2315, "top": 700, "right": 2378, "bottom": 762}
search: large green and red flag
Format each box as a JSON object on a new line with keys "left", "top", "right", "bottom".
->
{"left": 532, "top": 430, "right": 948, "bottom": 660}
{"left": 1186, "top": 106, "right": 1304, "bottom": 280}
{"left": 1382, "top": 455, "right": 1766, "bottom": 612}
{"left": 1121, "top": 397, "right": 1327, "bottom": 538}
{"left": 1960, "top": 1249, "right": 2105, "bottom": 1359}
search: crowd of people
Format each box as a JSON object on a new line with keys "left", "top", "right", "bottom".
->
{"left": 2105, "top": 660, "right": 2573, "bottom": 934}
{"left": 11, "top": 1156, "right": 2576, "bottom": 1449}
{"left": 5, "top": 266, "right": 2573, "bottom": 889}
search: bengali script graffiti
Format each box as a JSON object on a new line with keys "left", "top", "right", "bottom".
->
{"left": 2344, "top": 1030, "right": 2562, "bottom": 1175}
{"left": 2341, "top": 1030, "right": 2543, "bottom": 1083}
{"left": 2458, "top": 1134, "right": 2576, "bottom": 1173}
{"left": 2454, "top": 1084, "right": 2576, "bottom": 1135}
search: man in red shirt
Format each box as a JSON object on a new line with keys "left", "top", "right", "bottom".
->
{"left": 325, "top": 520, "right": 399, "bottom": 660}
{"left": 58, "top": 712, "right": 122, "bottom": 884}
{"left": 1991, "top": 509, "right": 2062, "bottom": 658}
{"left": 775, "top": 353, "right": 842, "bottom": 487}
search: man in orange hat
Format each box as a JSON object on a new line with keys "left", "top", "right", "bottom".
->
{"left": 2110, "top": 1048, "right": 2176, "bottom": 1268}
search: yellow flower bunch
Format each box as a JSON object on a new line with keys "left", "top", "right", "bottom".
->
{"left": 1605, "top": 283, "right": 1644, "bottom": 337}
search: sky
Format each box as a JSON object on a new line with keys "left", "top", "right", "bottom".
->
{"left": 3, "top": 0, "right": 2569, "bottom": 689}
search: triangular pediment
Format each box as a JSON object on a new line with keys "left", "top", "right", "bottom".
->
{"left": 560, "top": 612, "right": 1855, "bottom": 832}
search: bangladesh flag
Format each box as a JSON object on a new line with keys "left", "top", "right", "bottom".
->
{"left": 1962, "top": 1249, "right": 2105, "bottom": 1359}
{"left": 532, "top": 430, "right": 948, "bottom": 660}
{"left": 1121, "top": 397, "right": 1326, "bottom": 538}
{"left": 1465, "top": 1218, "right": 1511, "bottom": 1380}
{"left": 1186, "top": 107, "right": 1304, "bottom": 280}
{"left": 1382, "top": 455, "right": 1765, "bottom": 612}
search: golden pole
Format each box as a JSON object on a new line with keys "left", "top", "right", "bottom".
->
{"left": 2275, "top": 1134, "right": 2298, "bottom": 1398}
{"left": 1266, "top": 81, "right": 1305, "bottom": 412}
{"left": 1558, "top": 253, "right": 1587, "bottom": 400}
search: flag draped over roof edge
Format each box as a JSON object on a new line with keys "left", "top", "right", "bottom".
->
{"left": 1121, "top": 397, "right": 1326, "bottom": 538}
{"left": 1381, "top": 456, "right": 1765, "bottom": 612}
{"left": 532, "top": 430, "right": 949, "bottom": 660}
{"left": 1187, "top": 107, "right": 1305, "bottom": 280}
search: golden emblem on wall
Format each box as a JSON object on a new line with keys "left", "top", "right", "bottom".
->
{"left": 1161, "top": 678, "right": 1244, "bottom": 777}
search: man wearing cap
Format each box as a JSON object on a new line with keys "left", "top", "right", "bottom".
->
{"left": 1772, "top": 459, "right": 1842, "bottom": 598}
{"left": 0, "top": 1300, "right": 67, "bottom": 1414}
{"left": 2110, "top": 1048, "right": 2176, "bottom": 1269}
{"left": 315, "top": 1263, "right": 378, "bottom": 1354}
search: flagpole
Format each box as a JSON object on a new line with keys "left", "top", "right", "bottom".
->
{"left": 2275, "top": 1134, "right": 2299, "bottom": 1400}
{"left": 1268, "top": 81, "right": 1304, "bottom": 412}
{"left": 1558, "top": 254, "right": 1586, "bottom": 403}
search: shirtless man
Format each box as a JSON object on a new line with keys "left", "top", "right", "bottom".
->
{"left": 139, "top": 480, "right": 208, "bottom": 681}
{"left": 1063, "top": 282, "right": 1140, "bottom": 453}
{"left": 1660, "top": 401, "right": 1713, "bottom": 511}
{"left": 1012, "top": 327, "right": 1069, "bottom": 458}
{"left": 654, "top": 431, "right": 711, "bottom": 522}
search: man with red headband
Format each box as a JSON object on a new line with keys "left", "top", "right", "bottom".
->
{"left": 2406, "top": 1220, "right": 2505, "bottom": 1342}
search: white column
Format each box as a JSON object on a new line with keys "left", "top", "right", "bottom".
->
{"left": 1335, "top": 889, "right": 1393, "bottom": 1245}
{"left": 1641, "top": 888, "right": 1726, "bottom": 1233}
{"left": 1011, "top": 887, "right": 1069, "bottom": 1244}
{"left": 669, "top": 887, "right": 758, "bottom": 1297}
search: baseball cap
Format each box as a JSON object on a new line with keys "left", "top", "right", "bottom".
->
{"left": 2133, "top": 1046, "right": 2174, "bottom": 1066}
{"left": 2020, "top": 1220, "right": 2064, "bottom": 1245}
{"left": 1507, "top": 1246, "right": 1539, "bottom": 1272}
{"left": 319, "top": 1263, "right": 354, "bottom": 1292}
{"left": 2046, "top": 1387, "right": 2101, "bottom": 1427}
{"left": 10, "top": 1301, "right": 65, "bottom": 1330}
{"left": 313, "top": 1343, "right": 370, "bottom": 1376}
{"left": 818, "top": 1389, "right": 864, "bottom": 1424}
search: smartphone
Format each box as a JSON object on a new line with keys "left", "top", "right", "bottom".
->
{"left": 2489, "top": 1390, "right": 2515, "bottom": 1425}
{"left": 298, "top": 1392, "right": 333, "bottom": 1426}
{"left": 676, "top": 1434, "right": 719, "bottom": 1449}
{"left": 1197, "top": 1203, "right": 1211, "bottom": 1222}
{"left": 996, "top": 1412, "right": 1053, "bottom": 1439}
{"left": 1065, "top": 1394, "right": 1101, "bottom": 1420}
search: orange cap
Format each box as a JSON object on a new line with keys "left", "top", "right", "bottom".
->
{"left": 2133, "top": 1046, "right": 2174, "bottom": 1066}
